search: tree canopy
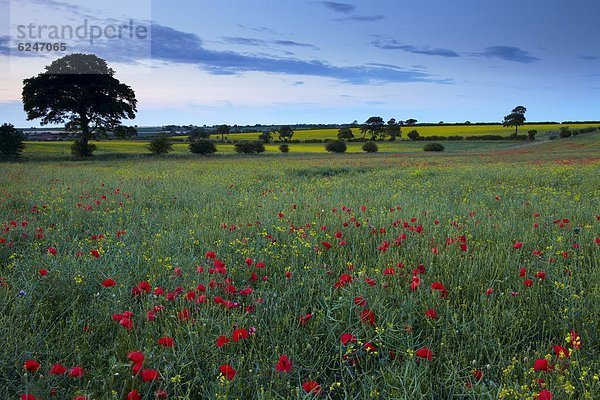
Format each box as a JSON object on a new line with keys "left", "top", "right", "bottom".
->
{"left": 22, "top": 53, "right": 137, "bottom": 156}
{"left": 503, "top": 106, "right": 527, "bottom": 135}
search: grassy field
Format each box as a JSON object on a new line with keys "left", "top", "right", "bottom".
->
{"left": 1, "top": 133, "right": 599, "bottom": 399}
{"left": 206, "top": 123, "right": 600, "bottom": 141}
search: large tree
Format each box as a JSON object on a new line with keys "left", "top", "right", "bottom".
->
{"left": 215, "top": 124, "right": 230, "bottom": 142}
{"left": 0, "top": 123, "right": 25, "bottom": 159}
{"left": 22, "top": 54, "right": 137, "bottom": 156}
{"left": 278, "top": 125, "right": 294, "bottom": 142}
{"left": 386, "top": 118, "right": 402, "bottom": 140}
{"left": 362, "top": 116, "right": 385, "bottom": 140}
{"left": 503, "top": 105, "right": 527, "bottom": 136}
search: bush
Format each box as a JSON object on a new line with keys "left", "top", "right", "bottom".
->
{"left": 71, "top": 139, "right": 97, "bottom": 157}
{"left": 362, "top": 141, "right": 378, "bottom": 153}
{"left": 234, "top": 141, "right": 265, "bottom": 154}
{"left": 407, "top": 130, "right": 420, "bottom": 140}
{"left": 559, "top": 127, "right": 571, "bottom": 138}
{"left": 325, "top": 140, "right": 347, "bottom": 153}
{"left": 148, "top": 134, "right": 173, "bottom": 155}
{"left": 423, "top": 142, "right": 445, "bottom": 152}
{"left": 447, "top": 135, "right": 464, "bottom": 141}
{"left": 527, "top": 130, "right": 537, "bottom": 141}
{"left": 303, "top": 139, "right": 323, "bottom": 144}
{"left": 465, "top": 135, "right": 505, "bottom": 141}
{"left": 279, "top": 144, "right": 289, "bottom": 153}
{"left": 0, "top": 123, "right": 25, "bottom": 160}
{"left": 189, "top": 139, "right": 217, "bottom": 155}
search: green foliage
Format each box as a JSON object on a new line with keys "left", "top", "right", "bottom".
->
{"left": 279, "top": 144, "right": 290, "bottom": 153}
{"left": 278, "top": 125, "right": 294, "bottom": 141}
{"left": 559, "top": 127, "right": 572, "bottom": 138}
{"left": 70, "top": 139, "right": 97, "bottom": 157}
{"left": 189, "top": 139, "right": 217, "bottom": 155}
{"left": 527, "top": 130, "right": 537, "bottom": 141}
{"left": 148, "top": 134, "right": 173, "bottom": 155}
{"left": 234, "top": 141, "right": 265, "bottom": 154}
{"left": 362, "top": 116, "right": 385, "bottom": 140}
{"left": 337, "top": 127, "right": 354, "bottom": 140}
{"left": 423, "top": 142, "right": 445, "bottom": 151}
{"left": 258, "top": 131, "right": 273, "bottom": 143}
{"left": 189, "top": 127, "right": 209, "bottom": 141}
{"left": 113, "top": 125, "right": 137, "bottom": 139}
{"left": 361, "top": 141, "right": 378, "bottom": 153}
{"left": 324, "top": 139, "right": 347, "bottom": 153}
{"left": 0, "top": 123, "right": 25, "bottom": 159}
{"left": 216, "top": 125, "right": 231, "bottom": 141}
{"left": 503, "top": 105, "right": 527, "bottom": 135}
{"left": 407, "top": 129, "right": 420, "bottom": 140}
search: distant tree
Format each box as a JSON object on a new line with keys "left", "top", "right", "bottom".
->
{"left": 325, "top": 140, "right": 347, "bottom": 153}
{"left": 350, "top": 120, "right": 359, "bottom": 128}
{"left": 0, "top": 123, "right": 25, "bottom": 159}
{"left": 234, "top": 141, "right": 265, "bottom": 154}
{"left": 527, "top": 129, "right": 537, "bottom": 141}
{"left": 438, "top": 121, "right": 445, "bottom": 125}
{"left": 278, "top": 125, "right": 294, "bottom": 141}
{"left": 405, "top": 118, "right": 418, "bottom": 125}
{"left": 279, "top": 144, "right": 290, "bottom": 153}
{"left": 465, "top": 121, "right": 471, "bottom": 125}
{"left": 113, "top": 125, "right": 137, "bottom": 139}
{"left": 215, "top": 124, "right": 230, "bottom": 142}
{"left": 337, "top": 127, "right": 354, "bottom": 140}
{"left": 362, "top": 116, "right": 385, "bottom": 140}
{"left": 189, "top": 139, "right": 217, "bottom": 154}
{"left": 22, "top": 54, "right": 137, "bottom": 157}
{"left": 502, "top": 106, "right": 527, "bottom": 136}
{"left": 258, "top": 131, "right": 273, "bottom": 143}
{"left": 148, "top": 133, "right": 172, "bottom": 155}
{"left": 189, "top": 127, "right": 209, "bottom": 141}
{"left": 407, "top": 129, "right": 420, "bottom": 140}
{"left": 386, "top": 118, "right": 401, "bottom": 140}
{"left": 424, "top": 142, "right": 444, "bottom": 152}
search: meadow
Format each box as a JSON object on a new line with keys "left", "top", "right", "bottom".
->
{"left": 0, "top": 133, "right": 599, "bottom": 399}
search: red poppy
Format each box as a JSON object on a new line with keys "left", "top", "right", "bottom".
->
{"left": 321, "top": 241, "right": 332, "bottom": 250}
{"left": 298, "top": 313, "right": 313, "bottom": 326}
{"left": 127, "top": 389, "right": 141, "bottom": 400}
{"left": 216, "top": 336, "right": 230, "bottom": 347}
{"left": 415, "top": 347, "right": 433, "bottom": 361}
{"left": 360, "top": 309, "right": 376, "bottom": 326}
{"left": 128, "top": 351, "right": 145, "bottom": 364}
{"left": 353, "top": 297, "right": 366, "bottom": 307}
{"left": 537, "top": 389, "right": 553, "bottom": 400}
{"left": 140, "top": 369, "right": 160, "bottom": 382}
{"left": 302, "top": 380, "right": 321, "bottom": 395}
{"left": 155, "top": 389, "right": 168, "bottom": 399}
{"left": 533, "top": 359, "right": 552, "bottom": 372}
{"left": 218, "top": 364, "right": 236, "bottom": 380}
{"left": 205, "top": 251, "right": 217, "bottom": 259}
{"left": 340, "top": 333, "right": 357, "bottom": 345}
{"left": 38, "top": 269, "right": 49, "bottom": 276}
{"left": 275, "top": 355, "right": 293, "bottom": 373}
{"left": 47, "top": 247, "right": 57, "bottom": 255}
{"left": 24, "top": 360, "right": 40, "bottom": 372}
{"left": 484, "top": 288, "right": 494, "bottom": 296}
{"left": 68, "top": 366, "right": 84, "bottom": 378}
{"left": 425, "top": 308, "right": 438, "bottom": 320}
{"left": 524, "top": 279, "right": 533, "bottom": 287}
{"left": 120, "top": 317, "right": 133, "bottom": 330}
{"left": 519, "top": 268, "right": 527, "bottom": 277}
{"left": 513, "top": 242, "right": 523, "bottom": 249}
{"left": 102, "top": 278, "right": 116, "bottom": 287}
{"left": 158, "top": 337, "right": 174, "bottom": 347}
{"left": 21, "top": 395, "right": 36, "bottom": 400}
{"left": 232, "top": 328, "right": 249, "bottom": 342}
{"left": 569, "top": 329, "right": 581, "bottom": 349}
{"left": 473, "top": 370, "right": 483, "bottom": 381}
{"left": 49, "top": 363, "right": 67, "bottom": 375}
{"left": 553, "top": 345, "right": 569, "bottom": 358}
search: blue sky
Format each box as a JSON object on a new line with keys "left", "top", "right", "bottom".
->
{"left": 1, "top": 0, "right": 599, "bottom": 127}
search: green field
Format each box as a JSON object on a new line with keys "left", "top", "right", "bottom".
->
{"left": 1, "top": 134, "right": 599, "bottom": 399}
{"left": 207, "top": 123, "right": 600, "bottom": 141}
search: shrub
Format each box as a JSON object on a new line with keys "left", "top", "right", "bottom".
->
{"left": 447, "top": 135, "right": 464, "bottom": 141}
{"left": 189, "top": 139, "right": 217, "bottom": 155}
{"left": 0, "top": 123, "right": 25, "bottom": 160}
{"left": 325, "top": 140, "right": 347, "bottom": 153}
{"left": 527, "top": 130, "right": 537, "bottom": 141}
{"left": 423, "top": 142, "right": 445, "bottom": 152}
{"left": 362, "top": 141, "right": 378, "bottom": 153}
{"left": 279, "top": 144, "right": 289, "bottom": 153}
{"left": 71, "top": 139, "right": 97, "bottom": 157}
{"left": 148, "top": 134, "right": 173, "bottom": 155}
{"left": 234, "top": 141, "right": 265, "bottom": 154}
{"left": 559, "top": 127, "right": 571, "bottom": 138}
{"left": 407, "top": 130, "right": 420, "bottom": 140}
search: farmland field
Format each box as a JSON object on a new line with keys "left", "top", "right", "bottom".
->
{"left": 1, "top": 134, "right": 599, "bottom": 399}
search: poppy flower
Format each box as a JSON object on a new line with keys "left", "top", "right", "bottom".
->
{"left": 513, "top": 242, "right": 523, "bottom": 249}
{"left": 569, "top": 329, "right": 581, "bottom": 349}
{"left": 473, "top": 370, "right": 483, "bottom": 381}
{"left": 353, "top": 297, "right": 366, "bottom": 307}
{"left": 275, "top": 355, "right": 293, "bottom": 373}
{"left": 216, "top": 336, "right": 229, "bottom": 348}
{"left": 425, "top": 308, "right": 438, "bottom": 320}
{"left": 38, "top": 269, "right": 49, "bottom": 276}
{"left": 68, "top": 366, "right": 84, "bottom": 378}
{"left": 553, "top": 345, "right": 569, "bottom": 358}
{"left": 102, "top": 278, "right": 116, "bottom": 287}
{"left": 128, "top": 351, "right": 144, "bottom": 364}
{"left": 49, "top": 363, "right": 67, "bottom": 375}
{"left": 519, "top": 268, "right": 527, "bottom": 277}
{"left": 90, "top": 249, "right": 100, "bottom": 258}
{"left": 158, "top": 337, "right": 174, "bottom": 347}
{"left": 155, "top": 390, "right": 168, "bottom": 399}
{"left": 205, "top": 251, "right": 217, "bottom": 259}
{"left": 120, "top": 317, "right": 133, "bottom": 330}
{"left": 21, "top": 395, "right": 36, "bottom": 400}
{"left": 415, "top": 347, "right": 433, "bottom": 361}
{"left": 140, "top": 369, "right": 160, "bottom": 382}
{"left": 533, "top": 359, "right": 552, "bottom": 372}
{"left": 24, "top": 360, "right": 40, "bottom": 372}
{"left": 127, "top": 390, "right": 141, "bottom": 400}
{"left": 340, "top": 333, "right": 357, "bottom": 345}
{"left": 218, "top": 364, "right": 236, "bottom": 380}
{"left": 302, "top": 380, "right": 321, "bottom": 395}
{"left": 537, "top": 389, "right": 553, "bottom": 400}
{"left": 321, "top": 241, "right": 332, "bottom": 250}
{"left": 47, "top": 247, "right": 57, "bottom": 255}
{"left": 524, "top": 279, "right": 533, "bottom": 287}
{"left": 232, "top": 328, "right": 249, "bottom": 342}
{"left": 484, "top": 288, "right": 494, "bottom": 296}
{"left": 298, "top": 313, "right": 313, "bottom": 326}
{"left": 360, "top": 309, "right": 376, "bottom": 326}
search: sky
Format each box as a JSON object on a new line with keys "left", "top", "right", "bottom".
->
{"left": 0, "top": 0, "right": 599, "bottom": 127}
